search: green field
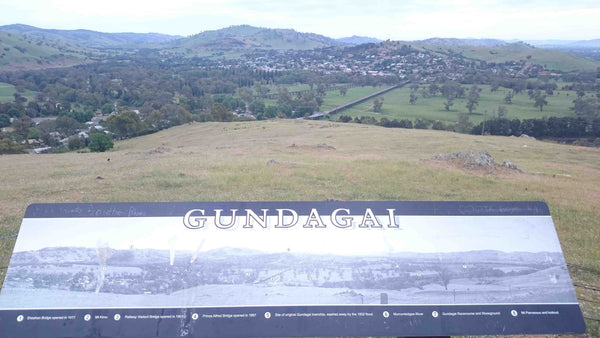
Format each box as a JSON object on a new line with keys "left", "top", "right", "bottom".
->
{"left": 0, "top": 82, "right": 36, "bottom": 103}
{"left": 319, "top": 86, "right": 386, "bottom": 111}
{"left": 322, "top": 84, "right": 579, "bottom": 125}
{"left": 245, "top": 84, "right": 384, "bottom": 109}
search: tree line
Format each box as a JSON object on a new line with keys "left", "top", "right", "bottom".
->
{"left": 471, "top": 116, "right": 600, "bottom": 139}
{"left": 336, "top": 114, "right": 600, "bottom": 141}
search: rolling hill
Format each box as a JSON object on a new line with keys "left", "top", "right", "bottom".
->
{"left": 416, "top": 37, "right": 507, "bottom": 47}
{"left": 170, "top": 24, "right": 343, "bottom": 52}
{"left": 0, "top": 24, "right": 182, "bottom": 49}
{"left": 415, "top": 40, "right": 600, "bottom": 72}
{"left": 336, "top": 35, "right": 381, "bottom": 45}
{"left": 526, "top": 39, "right": 600, "bottom": 49}
{"left": 0, "top": 30, "right": 90, "bottom": 70}
{"left": 1, "top": 24, "right": 597, "bottom": 73}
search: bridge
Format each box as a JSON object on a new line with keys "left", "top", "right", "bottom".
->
{"left": 308, "top": 80, "right": 410, "bottom": 120}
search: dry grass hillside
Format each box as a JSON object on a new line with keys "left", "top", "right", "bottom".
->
{"left": 1, "top": 120, "right": 599, "bottom": 336}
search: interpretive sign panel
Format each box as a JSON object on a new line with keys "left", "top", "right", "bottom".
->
{"left": 0, "top": 201, "right": 585, "bottom": 337}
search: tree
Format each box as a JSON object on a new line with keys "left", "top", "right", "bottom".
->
{"left": 68, "top": 136, "right": 84, "bottom": 150}
{"left": 497, "top": 106, "right": 508, "bottom": 118}
{"left": 441, "top": 81, "right": 464, "bottom": 99}
{"left": 0, "top": 114, "right": 10, "bottom": 128}
{"left": 55, "top": 116, "right": 81, "bottom": 135}
{"left": 504, "top": 91, "right": 514, "bottom": 104}
{"left": 572, "top": 97, "right": 600, "bottom": 118}
{"left": 12, "top": 117, "right": 32, "bottom": 138}
{"left": 455, "top": 114, "right": 473, "bottom": 133}
{"left": 315, "top": 96, "right": 324, "bottom": 107}
{"left": 338, "top": 115, "right": 352, "bottom": 123}
{"left": 295, "top": 92, "right": 319, "bottom": 115}
{"left": 316, "top": 83, "right": 327, "bottom": 97}
{"left": 25, "top": 102, "right": 41, "bottom": 117}
{"left": 409, "top": 92, "right": 418, "bottom": 105}
{"left": 27, "top": 127, "right": 41, "bottom": 140}
{"left": 373, "top": 97, "right": 384, "bottom": 112}
{"left": 428, "top": 83, "right": 439, "bottom": 96}
{"left": 254, "top": 84, "right": 270, "bottom": 98}
{"left": 237, "top": 87, "right": 254, "bottom": 110}
{"left": 0, "top": 138, "right": 27, "bottom": 154}
{"left": 277, "top": 103, "right": 293, "bottom": 118}
{"left": 533, "top": 91, "right": 548, "bottom": 112}
{"left": 432, "top": 120, "right": 446, "bottom": 130}
{"left": 263, "top": 106, "right": 277, "bottom": 119}
{"left": 13, "top": 92, "right": 27, "bottom": 105}
{"left": 88, "top": 133, "right": 113, "bottom": 152}
{"left": 414, "top": 118, "right": 431, "bottom": 129}
{"left": 249, "top": 100, "right": 265, "bottom": 114}
{"left": 435, "top": 265, "right": 453, "bottom": 291}
{"left": 444, "top": 97, "right": 454, "bottom": 111}
{"left": 6, "top": 107, "right": 22, "bottom": 118}
{"left": 101, "top": 103, "right": 114, "bottom": 115}
{"left": 466, "top": 85, "right": 480, "bottom": 114}
{"left": 210, "top": 103, "right": 234, "bottom": 122}
{"left": 277, "top": 88, "right": 294, "bottom": 108}
{"left": 105, "top": 110, "right": 142, "bottom": 138}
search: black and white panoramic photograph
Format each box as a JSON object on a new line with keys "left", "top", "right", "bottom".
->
{"left": 0, "top": 214, "right": 577, "bottom": 308}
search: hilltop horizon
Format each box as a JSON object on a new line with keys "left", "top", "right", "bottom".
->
{"left": 2, "top": 22, "right": 599, "bottom": 46}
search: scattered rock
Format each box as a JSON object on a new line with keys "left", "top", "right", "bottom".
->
{"left": 434, "top": 150, "right": 495, "bottom": 168}
{"left": 316, "top": 143, "right": 336, "bottom": 150}
{"left": 288, "top": 143, "right": 336, "bottom": 150}
{"left": 146, "top": 146, "right": 170, "bottom": 155}
{"left": 501, "top": 160, "right": 522, "bottom": 172}
{"left": 434, "top": 150, "right": 521, "bottom": 172}
{"left": 467, "top": 150, "right": 494, "bottom": 168}
{"left": 520, "top": 134, "right": 536, "bottom": 140}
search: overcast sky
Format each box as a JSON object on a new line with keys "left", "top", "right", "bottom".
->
{"left": 1, "top": 0, "right": 599, "bottom": 41}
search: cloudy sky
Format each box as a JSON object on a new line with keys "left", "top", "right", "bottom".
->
{"left": 1, "top": 0, "right": 599, "bottom": 41}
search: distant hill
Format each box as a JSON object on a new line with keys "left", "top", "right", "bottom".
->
{"left": 0, "top": 24, "right": 182, "bottom": 49}
{"left": 336, "top": 36, "right": 381, "bottom": 45}
{"left": 416, "top": 37, "right": 507, "bottom": 47}
{"left": 0, "top": 30, "right": 89, "bottom": 70}
{"left": 170, "top": 25, "right": 343, "bottom": 52}
{"left": 1, "top": 23, "right": 598, "bottom": 72}
{"left": 526, "top": 39, "right": 600, "bottom": 49}
{"left": 414, "top": 40, "right": 600, "bottom": 72}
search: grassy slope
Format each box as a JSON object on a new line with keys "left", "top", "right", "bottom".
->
{"left": 0, "top": 31, "right": 88, "bottom": 68}
{"left": 324, "top": 85, "right": 580, "bottom": 124}
{"left": 0, "top": 82, "right": 36, "bottom": 103}
{"left": 0, "top": 120, "right": 598, "bottom": 335}
{"left": 415, "top": 42, "right": 600, "bottom": 72}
